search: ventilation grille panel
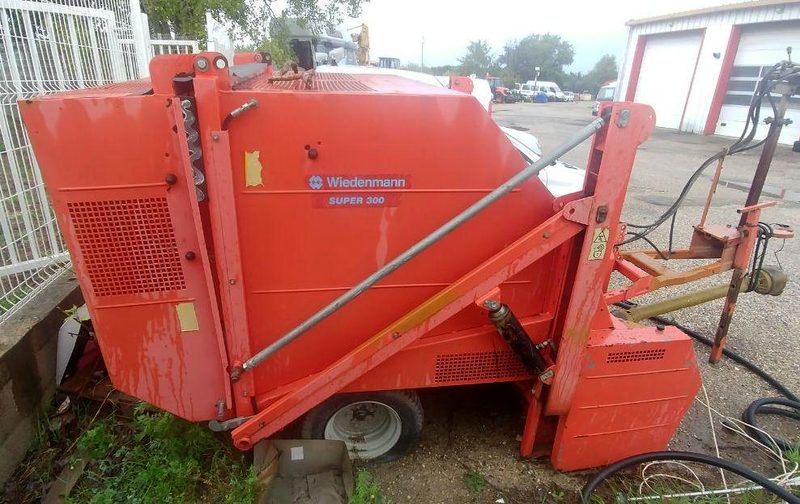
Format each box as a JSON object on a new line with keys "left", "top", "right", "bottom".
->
{"left": 434, "top": 351, "right": 529, "bottom": 383}
{"left": 241, "top": 72, "right": 374, "bottom": 92}
{"left": 68, "top": 198, "right": 186, "bottom": 297}
{"left": 606, "top": 348, "right": 666, "bottom": 364}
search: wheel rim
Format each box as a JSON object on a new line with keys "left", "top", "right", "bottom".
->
{"left": 324, "top": 400, "right": 402, "bottom": 460}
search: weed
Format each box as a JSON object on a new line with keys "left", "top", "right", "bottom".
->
{"left": 463, "top": 469, "right": 486, "bottom": 494}
{"left": 66, "top": 404, "right": 258, "bottom": 504}
{"left": 76, "top": 420, "right": 113, "bottom": 459}
{"left": 786, "top": 447, "right": 800, "bottom": 466}
{"left": 351, "top": 468, "right": 385, "bottom": 504}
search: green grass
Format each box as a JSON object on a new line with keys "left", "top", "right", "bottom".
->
{"left": 463, "top": 469, "right": 486, "bottom": 494}
{"left": 786, "top": 447, "right": 800, "bottom": 466}
{"left": 350, "top": 468, "right": 386, "bottom": 504}
{"left": 66, "top": 404, "right": 258, "bottom": 504}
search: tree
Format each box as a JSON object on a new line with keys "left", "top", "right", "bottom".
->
{"left": 499, "top": 34, "right": 574, "bottom": 84}
{"left": 563, "top": 71, "right": 584, "bottom": 92}
{"left": 143, "top": 0, "right": 245, "bottom": 41}
{"left": 582, "top": 54, "right": 618, "bottom": 94}
{"left": 142, "top": 0, "right": 366, "bottom": 52}
{"left": 429, "top": 64, "right": 457, "bottom": 75}
{"left": 458, "top": 40, "right": 494, "bottom": 77}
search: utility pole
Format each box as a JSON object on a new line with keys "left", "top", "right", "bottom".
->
{"left": 421, "top": 35, "right": 425, "bottom": 69}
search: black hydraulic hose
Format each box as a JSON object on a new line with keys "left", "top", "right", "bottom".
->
{"left": 581, "top": 451, "right": 800, "bottom": 503}
{"left": 743, "top": 398, "right": 800, "bottom": 452}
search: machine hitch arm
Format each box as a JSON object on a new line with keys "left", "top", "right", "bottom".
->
{"left": 233, "top": 115, "right": 607, "bottom": 378}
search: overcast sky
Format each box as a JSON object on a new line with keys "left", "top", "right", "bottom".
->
{"left": 349, "top": 0, "right": 750, "bottom": 72}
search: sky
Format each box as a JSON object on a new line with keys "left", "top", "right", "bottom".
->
{"left": 347, "top": 0, "right": 752, "bottom": 72}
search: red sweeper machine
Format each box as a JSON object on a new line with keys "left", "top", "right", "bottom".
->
{"left": 20, "top": 52, "right": 798, "bottom": 473}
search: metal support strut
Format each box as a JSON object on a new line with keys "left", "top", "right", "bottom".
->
{"left": 233, "top": 115, "right": 607, "bottom": 378}
{"left": 710, "top": 93, "right": 790, "bottom": 363}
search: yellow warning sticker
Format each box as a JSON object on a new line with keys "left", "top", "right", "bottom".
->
{"left": 175, "top": 302, "right": 199, "bottom": 332}
{"left": 244, "top": 151, "right": 263, "bottom": 187}
{"left": 588, "top": 227, "right": 610, "bottom": 261}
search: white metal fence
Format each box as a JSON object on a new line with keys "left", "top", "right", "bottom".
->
{"left": 0, "top": 0, "right": 198, "bottom": 323}
{"left": 151, "top": 39, "right": 199, "bottom": 56}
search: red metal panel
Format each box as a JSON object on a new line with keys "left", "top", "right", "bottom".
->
{"left": 547, "top": 103, "right": 656, "bottom": 415}
{"left": 551, "top": 325, "right": 701, "bottom": 471}
{"left": 704, "top": 25, "right": 742, "bottom": 135}
{"left": 20, "top": 96, "right": 230, "bottom": 421}
{"left": 215, "top": 88, "right": 561, "bottom": 400}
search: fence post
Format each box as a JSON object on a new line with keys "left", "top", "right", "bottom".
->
{"left": 129, "top": 0, "right": 149, "bottom": 77}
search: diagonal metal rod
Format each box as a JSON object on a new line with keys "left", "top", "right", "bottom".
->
{"left": 241, "top": 116, "right": 607, "bottom": 372}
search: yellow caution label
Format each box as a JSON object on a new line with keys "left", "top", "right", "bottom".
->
{"left": 588, "top": 227, "right": 610, "bottom": 261}
{"left": 244, "top": 151, "right": 263, "bottom": 187}
{"left": 175, "top": 302, "right": 199, "bottom": 332}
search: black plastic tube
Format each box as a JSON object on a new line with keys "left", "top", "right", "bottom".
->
{"left": 581, "top": 451, "right": 800, "bottom": 503}
{"left": 743, "top": 397, "right": 800, "bottom": 452}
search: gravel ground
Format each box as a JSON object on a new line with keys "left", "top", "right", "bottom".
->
{"left": 371, "top": 101, "right": 800, "bottom": 502}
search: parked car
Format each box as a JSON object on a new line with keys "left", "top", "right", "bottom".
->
{"left": 592, "top": 81, "right": 617, "bottom": 115}
{"left": 563, "top": 91, "right": 575, "bottom": 102}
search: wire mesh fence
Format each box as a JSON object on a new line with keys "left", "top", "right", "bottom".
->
{"left": 0, "top": 0, "right": 158, "bottom": 323}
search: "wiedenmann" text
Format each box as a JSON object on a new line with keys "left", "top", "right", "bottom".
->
{"left": 325, "top": 176, "right": 407, "bottom": 189}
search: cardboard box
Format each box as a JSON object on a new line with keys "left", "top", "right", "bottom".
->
{"left": 254, "top": 439, "right": 354, "bottom": 504}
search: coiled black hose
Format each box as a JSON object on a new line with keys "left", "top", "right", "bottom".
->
{"left": 581, "top": 303, "right": 800, "bottom": 502}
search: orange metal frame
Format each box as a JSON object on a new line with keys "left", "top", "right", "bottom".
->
{"left": 22, "top": 53, "right": 712, "bottom": 471}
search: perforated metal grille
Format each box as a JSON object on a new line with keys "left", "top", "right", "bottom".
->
{"left": 606, "top": 348, "right": 666, "bottom": 363}
{"left": 434, "top": 351, "right": 529, "bottom": 383}
{"left": 67, "top": 198, "right": 186, "bottom": 297}
{"left": 239, "top": 72, "right": 374, "bottom": 92}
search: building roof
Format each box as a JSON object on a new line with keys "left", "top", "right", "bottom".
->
{"left": 626, "top": 0, "right": 799, "bottom": 26}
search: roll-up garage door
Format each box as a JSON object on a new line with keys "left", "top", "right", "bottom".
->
{"left": 715, "top": 23, "right": 800, "bottom": 145}
{"left": 634, "top": 31, "right": 704, "bottom": 130}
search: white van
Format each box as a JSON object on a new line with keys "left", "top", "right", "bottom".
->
{"left": 517, "top": 82, "right": 537, "bottom": 101}
{"left": 523, "top": 80, "right": 565, "bottom": 102}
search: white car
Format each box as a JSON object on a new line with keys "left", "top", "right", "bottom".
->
{"left": 501, "top": 127, "right": 585, "bottom": 196}
{"left": 593, "top": 81, "right": 617, "bottom": 116}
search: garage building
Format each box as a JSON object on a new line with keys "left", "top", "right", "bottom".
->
{"left": 617, "top": 0, "right": 800, "bottom": 146}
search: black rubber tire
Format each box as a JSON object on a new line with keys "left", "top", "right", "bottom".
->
{"left": 300, "top": 390, "right": 423, "bottom": 463}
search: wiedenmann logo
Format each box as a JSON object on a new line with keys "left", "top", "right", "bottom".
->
{"left": 307, "top": 175, "right": 408, "bottom": 190}
{"left": 308, "top": 175, "right": 324, "bottom": 190}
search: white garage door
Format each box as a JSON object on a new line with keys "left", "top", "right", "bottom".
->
{"left": 715, "top": 23, "right": 800, "bottom": 145}
{"left": 634, "top": 31, "right": 703, "bottom": 129}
